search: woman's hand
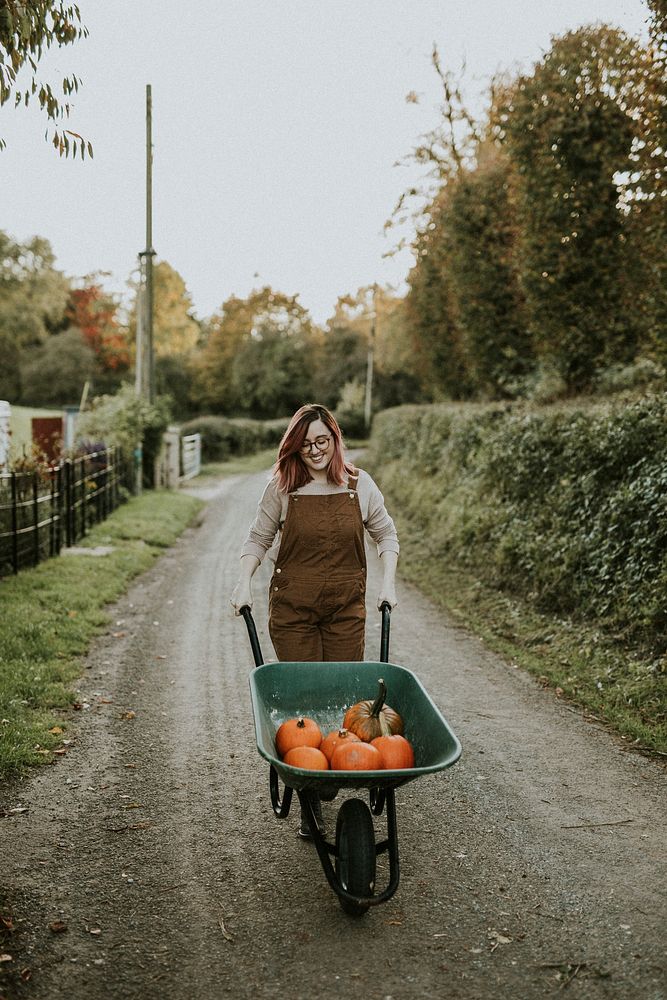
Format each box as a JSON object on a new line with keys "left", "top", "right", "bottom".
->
{"left": 376, "top": 585, "right": 398, "bottom": 610}
{"left": 231, "top": 554, "right": 260, "bottom": 616}
{"left": 230, "top": 581, "right": 253, "bottom": 616}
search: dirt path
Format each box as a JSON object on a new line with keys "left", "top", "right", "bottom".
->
{"left": 1, "top": 469, "right": 665, "bottom": 1000}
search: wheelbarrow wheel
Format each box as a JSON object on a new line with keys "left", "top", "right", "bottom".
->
{"left": 335, "top": 798, "right": 376, "bottom": 916}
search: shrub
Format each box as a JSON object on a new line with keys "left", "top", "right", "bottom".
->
{"left": 76, "top": 385, "right": 171, "bottom": 485}
{"left": 180, "top": 415, "right": 288, "bottom": 462}
{"left": 366, "top": 394, "right": 667, "bottom": 648}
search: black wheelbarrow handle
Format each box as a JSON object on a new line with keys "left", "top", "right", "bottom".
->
{"left": 239, "top": 602, "right": 392, "bottom": 668}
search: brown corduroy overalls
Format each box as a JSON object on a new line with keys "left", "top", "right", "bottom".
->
{"left": 268, "top": 471, "right": 367, "bottom": 662}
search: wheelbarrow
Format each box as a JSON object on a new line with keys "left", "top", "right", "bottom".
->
{"left": 241, "top": 603, "right": 461, "bottom": 916}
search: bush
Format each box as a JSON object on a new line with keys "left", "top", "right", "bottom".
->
{"left": 180, "top": 415, "right": 289, "bottom": 461}
{"left": 366, "top": 394, "right": 667, "bottom": 648}
{"left": 76, "top": 385, "right": 171, "bottom": 485}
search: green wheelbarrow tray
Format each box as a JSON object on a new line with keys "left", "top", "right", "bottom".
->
{"left": 249, "top": 658, "right": 462, "bottom": 795}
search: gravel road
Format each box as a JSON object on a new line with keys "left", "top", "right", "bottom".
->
{"left": 1, "top": 468, "right": 665, "bottom": 1000}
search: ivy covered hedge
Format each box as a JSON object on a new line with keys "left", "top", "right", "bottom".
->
{"left": 366, "top": 395, "right": 667, "bottom": 651}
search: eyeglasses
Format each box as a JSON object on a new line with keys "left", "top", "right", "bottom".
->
{"left": 299, "top": 435, "right": 332, "bottom": 455}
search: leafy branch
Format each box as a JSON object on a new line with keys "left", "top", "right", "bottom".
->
{"left": 0, "top": 0, "right": 92, "bottom": 156}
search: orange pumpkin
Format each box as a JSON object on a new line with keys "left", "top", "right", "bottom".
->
{"left": 319, "top": 727, "right": 361, "bottom": 763}
{"left": 371, "top": 734, "right": 415, "bottom": 770}
{"left": 275, "top": 716, "right": 322, "bottom": 757}
{"left": 330, "top": 740, "right": 383, "bottom": 771}
{"left": 343, "top": 678, "right": 403, "bottom": 742}
{"left": 283, "top": 746, "right": 329, "bottom": 770}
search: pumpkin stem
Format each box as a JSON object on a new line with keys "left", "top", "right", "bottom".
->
{"left": 369, "top": 678, "right": 387, "bottom": 719}
{"left": 296, "top": 717, "right": 305, "bottom": 728}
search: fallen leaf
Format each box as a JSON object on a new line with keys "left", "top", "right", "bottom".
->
{"left": 67, "top": 610, "right": 78, "bottom": 618}
{"left": 89, "top": 928, "right": 102, "bottom": 936}
{"left": 98, "top": 699, "right": 113, "bottom": 704}
{"left": 120, "top": 711, "right": 136, "bottom": 720}
{"left": 121, "top": 803, "right": 142, "bottom": 810}
{"left": 0, "top": 916, "right": 14, "bottom": 931}
{"left": 155, "top": 655, "right": 167, "bottom": 660}
{"left": 48, "top": 921, "right": 68, "bottom": 934}
{"left": 20, "top": 967, "right": 32, "bottom": 981}
{"left": 52, "top": 748, "right": 69, "bottom": 756}
{"left": 0, "top": 953, "right": 13, "bottom": 963}
{"left": 112, "top": 631, "right": 126, "bottom": 639}
{"left": 49, "top": 726, "right": 64, "bottom": 735}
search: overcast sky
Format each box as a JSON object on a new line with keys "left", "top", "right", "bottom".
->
{"left": 2, "top": 0, "right": 649, "bottom": 325}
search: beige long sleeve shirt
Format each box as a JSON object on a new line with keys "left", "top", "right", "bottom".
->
{"left": 241, "top": 469, "right": 400, "bottom": 564}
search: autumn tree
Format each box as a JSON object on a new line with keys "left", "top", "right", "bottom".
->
{"left": 319, "top": 287, "right": 422, "bottom": 411}
{"left": 127, "top": 260, "right": 201, "bottom": 416}
{"left": 196, "top": 287, "right": 317, "bottom": 418}
{"left": 0, "top": 1, "right": 90, "bottom": 155}
{"left": 66, "top": 279, "right": 130, "bottom": 375}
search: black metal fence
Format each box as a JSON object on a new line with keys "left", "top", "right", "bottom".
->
{"left": 0, "top": 447, "right": 135, "bottom": 576}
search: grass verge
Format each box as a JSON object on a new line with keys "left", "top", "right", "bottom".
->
{"left": 195, "top": 449, "right": 277, "bottom": 480}
{"left": 394, "top": 511, "right": 667, "bottom": 756}
{"left": 0, "top": 490, "right": 203, "bottom": 780}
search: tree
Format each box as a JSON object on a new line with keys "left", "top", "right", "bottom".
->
{"left": 127, "top": 259, "right": 201, "bottom": 412}
{"left": 196, "top": 287, "right": 317, "bottom": 417}
{"left": 0, "top": 230, "right": 70, "bottom": 399}
{"left": 405, "top": 190, "right": 472, "bottom": 400}
{"left": 496, "top": 25, "right": 662, "bottom": 390}
{"left": 0, "top": 1, "right": 90, "bottom": 155}
{"left": 441, "top": 147, "right": 533, "bottom": 398}
{"left": 66, "top": 279, "right": 130, "bottom": 373}
{"left": 320, "top": 287, "right": 423, "bottom": 410}
{"left": 20, "top": 327, "right": 95, "bottom": 405}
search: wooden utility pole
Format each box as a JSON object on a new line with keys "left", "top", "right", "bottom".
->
{"left": 144, "top": 83, "right": 156, "bottom": 403}
{"left": 364, "top": 284, "right": 378, "bottom": 432}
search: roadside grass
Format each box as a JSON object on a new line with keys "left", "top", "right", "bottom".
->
{"left": 0, "top": 490, "right": 203, "bottom": 780}
{"left": 395, "top": 511, "right": 667, "bottom": 755}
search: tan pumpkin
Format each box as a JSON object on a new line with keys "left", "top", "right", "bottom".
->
{"left": 343, "top": 678, "right": 403, "bottom": 742}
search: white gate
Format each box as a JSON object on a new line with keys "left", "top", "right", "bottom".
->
{"left": 181, "top": 433, "right": 201, "bottom": 481}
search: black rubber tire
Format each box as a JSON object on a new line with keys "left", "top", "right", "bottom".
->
{"left": 335, "top": 798, "right": 376, "bottom": 916}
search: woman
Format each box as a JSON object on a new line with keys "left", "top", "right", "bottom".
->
{"left": 231, "top": 403, "right": 399, "bottom": 660}
{"left": 231, "top": 404, "right": 399, "bottom": 840}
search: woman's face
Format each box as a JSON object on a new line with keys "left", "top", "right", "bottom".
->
{"left": 300, "top": 417, "right": 333, "bottom": 475}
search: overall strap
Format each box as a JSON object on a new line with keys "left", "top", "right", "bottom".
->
{"left": 347, "top": 467, "right": 360, "bottom": 493}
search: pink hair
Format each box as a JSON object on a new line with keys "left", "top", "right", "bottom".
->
{"left": 274, "top": 403, "right": 352, "bottom": 493}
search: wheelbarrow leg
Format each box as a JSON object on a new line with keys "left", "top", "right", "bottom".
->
{"left": 269, "top": 765, "right": 293, "bottom": 818}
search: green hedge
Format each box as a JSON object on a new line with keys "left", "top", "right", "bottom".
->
{"left": 180, "top": 415, "right": 289, "bottom": 462}
{"left": 366, "top": 395, "right": 667, "bottom": 649}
